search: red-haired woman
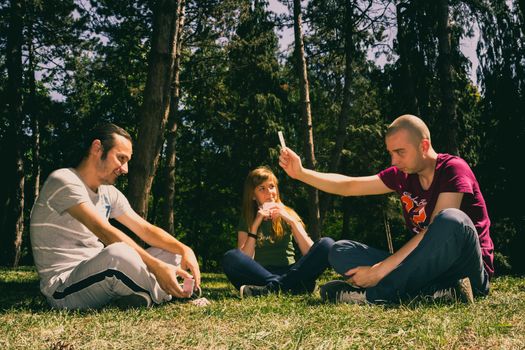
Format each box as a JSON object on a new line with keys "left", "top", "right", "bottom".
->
{"left": 222, "top": 166, "right": 334, "bottom": 297}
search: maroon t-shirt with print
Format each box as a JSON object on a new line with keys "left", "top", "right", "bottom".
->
{"left": 378, "top": 153, "right": 494, "bottom": 277}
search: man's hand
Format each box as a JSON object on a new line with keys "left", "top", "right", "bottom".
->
{"left": 345, "top": 264, "right": 384, "bottom": 288}
{"left": 181, "top": 247, "right": 201, "bottom": 289}
{"left": 150, "top": 260, "right": 192, "bottom": 298}
{"left": 279, "top": 148, "right": 303, "bottom": 179}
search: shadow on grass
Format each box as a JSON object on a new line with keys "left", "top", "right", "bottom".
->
{"left": 0, "top": 271, "right": 238, "bottom": 312}
{"left": 0, "top": 279, "right": 51, "bottom": 313}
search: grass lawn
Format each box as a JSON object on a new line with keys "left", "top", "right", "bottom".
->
{"left": 0, "top": 267, "right": 524, "bottom": 349}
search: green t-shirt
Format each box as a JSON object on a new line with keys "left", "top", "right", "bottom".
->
{"left": 237, "top": 216, "right": 296, "bottom": 267}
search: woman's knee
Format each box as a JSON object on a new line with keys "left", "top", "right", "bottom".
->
{"left": 316, "top": 237, "right": 335, "bottom": 252}
{"left": 222, "top": 249, "right": 242, "bottom": 272}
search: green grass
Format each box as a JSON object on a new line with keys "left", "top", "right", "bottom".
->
{"left": 1, "top": 268, "right": 524, "bottom": 349}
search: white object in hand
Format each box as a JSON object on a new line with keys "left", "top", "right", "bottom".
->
{"left": 183, "top": 277, "right": 195, "bottom": 294}
{"left": 278, "top": 131, "right": 286, "bottom": 149}
{"left": 262, "top": 202, "right": 281, "bottom": 211}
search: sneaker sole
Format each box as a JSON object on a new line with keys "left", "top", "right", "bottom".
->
{"left": 239, "top": 285, "right": 247, "bottom": 299}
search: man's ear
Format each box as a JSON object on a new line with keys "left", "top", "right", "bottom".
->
{"left": 420, "top": 138, "right": 430, "bottom": 153}
{"left": 90, "top": 139, "right": 103, "bottom": 156}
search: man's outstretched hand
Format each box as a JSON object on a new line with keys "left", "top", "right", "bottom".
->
{"left": 279, "top": 147, "right": 303, "bottom": 180}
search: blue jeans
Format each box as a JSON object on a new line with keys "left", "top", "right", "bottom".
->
{"left": 329, "top": 208, "right": 490, "bottom": 303}
{"left": 223, "top": 237, "right": 335, "bottom": 294}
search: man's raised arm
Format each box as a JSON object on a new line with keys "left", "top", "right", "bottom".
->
{"left": 279, "top": 147, "right": 393, "bottom": 196}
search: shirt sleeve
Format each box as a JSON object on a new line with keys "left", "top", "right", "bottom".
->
{"left": 236, "top": 216, "right": 248, "bottom": 232}
{"left": 377, "top": 166, "right": 402, "bottom": 193}
{"left": 439, "top": 158, "right": 474, "bottom": 194}
{"left": 108, "top": 187, "right": 132, "bottom": 219}
{"left": 47, "top": 171, "right": 90, "bottom": 214}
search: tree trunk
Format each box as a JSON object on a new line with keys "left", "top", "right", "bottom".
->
{"left": 396, "top": 2, "right": 419, "bottom": 115}
{"left": 436, "top": 0, "right": 459, "bottom": 154}
{"left": 319, "top": 2, "right": 355, "bottom": 226}
{"left": 1, "top": 0, "right": 25, "bottom": 267}
{"left": 28, "top": 12, "right": 41, "bottom": 202}
{"left": 128, "top": 0, "right": 179, "bottom": 219}
{"left": 161, "top": 0, "right": 185, "bottom": 234}
{"left": 519, "top": 0, "right": 525, "bottom": 35}
{"left": 292, "top": 0, "right": 320, "bottom": 240}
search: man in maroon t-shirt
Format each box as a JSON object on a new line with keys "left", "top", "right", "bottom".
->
{"left": 279, "top": 114, "right": 493, "bottom": 304}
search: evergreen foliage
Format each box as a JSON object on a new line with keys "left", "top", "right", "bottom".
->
{"left": 0, "top": 0, "right": 522, "bottom": 273}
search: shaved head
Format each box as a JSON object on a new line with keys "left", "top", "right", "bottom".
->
{"left": 386, "top": 114, "right": 431, "bottom": 145}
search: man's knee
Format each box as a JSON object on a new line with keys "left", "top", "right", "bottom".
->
{"left": 328, "top": 240, "right": 355, "bottom": 261}
{"left": 431, "top": 208, "right": 477, "bottom": 239}
{"left": 328, "top": 240, "right": 357, "bottom": 274}
{"left": 434, "top": 208, "right": 468, "bottom": 223}
{"left": 103, "top": 242, "right": 142, "bottom": 269}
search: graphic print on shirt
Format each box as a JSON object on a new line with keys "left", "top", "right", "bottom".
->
{"left": 400, "top": 191, "right": 428, "bottom": 233}
{"left": 102, "top": 194, "right": 111, "bottom": 218}
{"left": 257, "top": 233, "right": 278, "bottom": 245}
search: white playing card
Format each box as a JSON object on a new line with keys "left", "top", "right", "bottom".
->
{"left": 278, "top": 131, "right": 286, "bottom": 149}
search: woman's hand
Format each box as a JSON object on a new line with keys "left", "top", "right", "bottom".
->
{"left": 256, "top": 205, "right": 273, "bottom": 222}
{"left": 268, "top": 203, "right": 295, "bottom": 224}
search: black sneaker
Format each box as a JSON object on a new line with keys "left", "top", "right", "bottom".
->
{"left": 240, "top": 284, "right": 271, "bottom": 298}
{"left": 113, "top": 291, "right": 152, "bottom": 309}
{"left": 320, "top": 280, "right": 367, "bottom": 304}
{"left": 432, "top": 277, "right": 474, "bottom": 304}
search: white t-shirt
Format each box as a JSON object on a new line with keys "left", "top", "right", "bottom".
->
{"left": 30, "top": 168, "right": 131, "bottom": 297}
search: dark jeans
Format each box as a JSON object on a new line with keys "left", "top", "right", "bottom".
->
{"left": 222, "top": 237, "right": 335, "bottom": 294}
{"left": 329, "top": 208, "right": 490, "bottom": 303}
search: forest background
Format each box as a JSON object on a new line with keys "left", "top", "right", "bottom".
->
{"left": 1, "top": 0, "right": 523, "bottom": 275}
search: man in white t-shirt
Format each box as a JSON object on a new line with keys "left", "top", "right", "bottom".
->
{"left": 30, "top": 123, "right": 201, "bottom": 309}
